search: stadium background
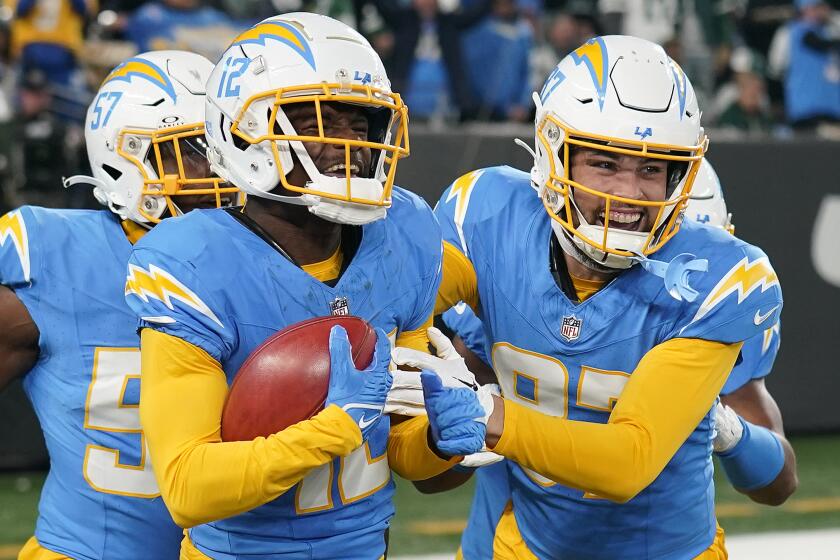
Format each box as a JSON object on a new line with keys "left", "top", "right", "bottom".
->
{"left": 1, "top": 0, "right": 840, "bottom": 558}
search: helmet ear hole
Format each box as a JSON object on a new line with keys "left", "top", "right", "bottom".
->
{"left": 232, "top": 132, "right": 249, "bottom": 152}
{"left": 102, "top": 164, "right": 122, "bottom": 181}
{"left": 666, "top": 161, "right": 689, "bottom": 197}
{"left": 366, "top": 106, "right": 390, "bottom": 144}
{"left": 219, "top": 113, "right": 228, "bottom": 143}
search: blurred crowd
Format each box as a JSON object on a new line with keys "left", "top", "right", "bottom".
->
{"left": 2, "top": 0, "right": 840, "bottom": 212}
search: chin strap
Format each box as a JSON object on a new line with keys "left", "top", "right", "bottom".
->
{"left": 308, "top": 197, "right": 386, "bottom": 225}
{"left": 63, "top": 174, "right": 106, "bottom": 189}
{"left": 552, "top": 223, "right": 616, "bottom": 274}
{"left": 630, "top": 251, "right": 708, "bottom": 302}
{"left": 248, "top": 190, "right": 317, "bottom": 205}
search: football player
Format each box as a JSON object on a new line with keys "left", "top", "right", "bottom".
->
{"left": 394, "top": 36, "right": 791, "bottom": 559}
{"left": 124, "top": 13, "right": 468, "bottom": 560}
{"left": 424, "top": 159, "right": 796, "bottom": 560}
{"left": 0, "top": 51, "right": 238, "bottom": 559}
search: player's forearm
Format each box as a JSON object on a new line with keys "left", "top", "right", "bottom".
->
{"left": 718, "top": 379, "right": 798, "bottom": 505}
{"left": 490, "top": 339, "right": 742, "bottom": 503}
{"left": 388, "top": 415, "right": 461, "bottom": 481}
{"left": 491, "top": 401, "right": 670, "bottom": 502}
{"left": 0, "top": 285, "right": 40, "bottom": 389}
{"left": 395, "top": 315, "right": 433, "bottom": 353}
{"left": 140, "top": 328, "right": 361, "bottom": 527}
{"left": 739, "top": 435, "right": 797, "bottom": 505}
{"left": 412, "top": 468, "right": 474, "bottom": 494}
{"left": 153, "top": 406, "right": 360, "bottom": 527}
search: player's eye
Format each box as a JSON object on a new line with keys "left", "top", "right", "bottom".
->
{"left": 297, "top": 121, "right": 319, "bottom": 135}
{"left": 640, "top": 164, "right": 665, "bottom": 175}
{"left": 589, "top": 158, "right": 615, "bottom": 171}
{"left": 352, "top": 124, "right": 368, "bottom": 139}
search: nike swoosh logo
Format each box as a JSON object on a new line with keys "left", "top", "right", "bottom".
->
{"left": 358, "top": 414, "right": 378, "bottom": 430}
{"left": 455, "top": 378, "right": 478, "bottom": 390}
{"left": 342, "top": 403, "right": 382, "bottom": 430}
{"left": 754, "top": 305, "right": 779, "bottom": 326}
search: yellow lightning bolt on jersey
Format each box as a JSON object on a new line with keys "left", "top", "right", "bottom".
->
{"left": 693, "top": 257, "right": 779, "bottom": 323}
{"left": 444, "top": 170, "right": 484, "bottom": 256}
{"left": 0, "top": 210, "right": 30, "bottom": 282}
{"left": 125, "top": 263, "right": 223, "bottom": 327}
{"left": 762, "top": 322, "right": 780, "bottom": 354}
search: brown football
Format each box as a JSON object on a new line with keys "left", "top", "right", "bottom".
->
{"left": 220, "top": 315, "right": 376, "bottom": 442}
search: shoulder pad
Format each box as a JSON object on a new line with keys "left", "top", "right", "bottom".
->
{"left": 674, "top": 230, "right": 782, "bottom": 343}
{"left": 435, "top": 166, "right": 534, "bottom": 256}
{"left": 0, "top": 208, "right": 33, "bottom": 285}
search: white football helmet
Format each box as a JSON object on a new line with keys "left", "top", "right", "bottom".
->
{"left": 686, "top": 158, "right": 734, "bottom": 234}
{"left": 66, "top": 50, "right": 240, "bottom": 224}
{"left": 205, "top": 13, "right": 410, "bottom": 225}
{"left": 533, "top": 35, "right": 708, "bottom": 269}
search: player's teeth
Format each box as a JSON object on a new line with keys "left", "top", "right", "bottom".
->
{"left": 324, "top": 163, "right": 359, "bottom": 174}
{"left": 598, "top": 211, "right": 641, "bottom": 224}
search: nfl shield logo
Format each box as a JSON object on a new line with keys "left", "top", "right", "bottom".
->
{"left": 560, "top": 315, "right": 582, "bottom": 342}
{"left": 330, "top": 296, "right": 349, "bottom": 316}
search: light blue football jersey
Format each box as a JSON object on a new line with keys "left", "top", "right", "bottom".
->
{"left": 0, "top": 207, "right": 181, "bottom": 560}
{"left": 442, "top": 304, "right": 491, "bottom": 366}
{"left": 124, "top": 188, "right": 441, "bottom": 560}
{"left": 435, "top": 167, "right": 783, "bottom": 560}
{"left": 442, "top": 305, "right": 504, "bottom": 560}
{"left": 458, "top": 459, "right": 509, "bottom": 560}
{"left": 721, "top": 322, "right": 780, "bottom": 395}
{"left": 446, "top": 307, "right": 781, "bottom": 560}
{"left": 445, "top": 286, "right": 780, "bottom": 400}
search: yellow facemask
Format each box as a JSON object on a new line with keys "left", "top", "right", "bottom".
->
{"left": 117, "top": 122, "right": 242, "bottom": 223}
{"left": 229, "top": 82, "right": 409, "bottom": 208}
{"left": 537, "top": 113, "right": 709, "bottom": 259}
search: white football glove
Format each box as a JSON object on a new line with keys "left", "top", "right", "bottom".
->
{"left": 713, "top": 401, "right": 744, "bottom": 453}
{"left": 390, "top": 327, "right": 496, "bottom": 424}
{"left": 391, "top": 327, "right": 479, "bottom": 390}
{"left": 459, "top": 450, "right": 504, "bottom": 468}
{"left": 384, "top": 370, "right": 425, "bottom": 416}
{"left": 385, "top": 327, "right": 477, "bottom": 416}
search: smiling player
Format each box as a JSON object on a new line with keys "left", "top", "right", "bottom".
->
{"left": 395, "top": 35, "right": 784, "bottom": 559}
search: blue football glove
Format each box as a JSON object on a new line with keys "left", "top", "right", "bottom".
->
{"left": 421, "top": 371, "right": 487, "bottom": 457}
{"left": 326, "top": 326, "right": 393, "bottom": 440}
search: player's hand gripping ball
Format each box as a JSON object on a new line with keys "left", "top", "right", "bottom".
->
{"left": 325, "top": 325, "right": 393, "bottom": 440}
{"left": 221, "top": 316, "right": 377, "bottom": 441}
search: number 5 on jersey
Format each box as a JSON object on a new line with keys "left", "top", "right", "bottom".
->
{"left": 83, "top": 348, "right": 160, "bottom": 498}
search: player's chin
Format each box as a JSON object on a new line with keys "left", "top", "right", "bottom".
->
{"left": 179, "top": 196, "right": 231, "bottom": 212}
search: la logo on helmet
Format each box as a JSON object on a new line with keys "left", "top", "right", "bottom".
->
{"left": 634, "top": 126, "right": 653, "bottom": 140}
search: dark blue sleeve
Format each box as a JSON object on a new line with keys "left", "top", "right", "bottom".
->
{"left": 16, "top": 0, "right": 37, "bottom": 17}
{"left": 69, "top": 0, "right": 88, "bottom": 16}
{"left": 516, "top": 31, "right": 534, "bottom": 108}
